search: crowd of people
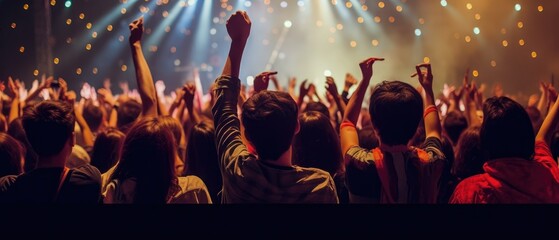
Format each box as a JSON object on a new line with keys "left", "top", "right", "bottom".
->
{"left": 1, "top": 11, "right": 559, "bottom": 204}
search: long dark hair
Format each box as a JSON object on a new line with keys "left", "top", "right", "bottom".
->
{"left": 110, "top": 117, "right": 178, "bottom": 203}
{"left": 7, "top": 118, "right": 38, "bottom": 172}
{"left": 90, "top": 128, "right": 125, "bottom": 173}
{"left": 0, "top": 133, "right": 24, "bottom": 177}
{"left": 185, "top": 121, "right": 221, "bottom": 203}
{"left": 452, "top": 126, "right": 484, "bottom": 180}
{"left": 293, "top": 111, "right": 343, "bottom": 176}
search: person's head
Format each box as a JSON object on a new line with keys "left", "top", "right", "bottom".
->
{"left": 7, "top": 118, "right": 38, "bottom": 172}
{"left": 159, "top": 116, "right": 186, "bottom": 175}
{"left": 159, "top": 116, "right": 185, "bottom": 148}
{"left": 117, "top": 99, "right": 142, "bottom": 134}
{"left": 91, "top": 128, "right": 125, "bottom": 173}
{"left": 185, "top": 121, "right": 221, "bottom": 200}
{"left": 443, "top": 111, "right": 468, "bottom": 146}
{"left": 0, "top": 133, "right": 25, "bottom": 177}
{"left": 0, "top": 114, "right": 7, "bottom": 133}
{"left": 111, "top": 117, "right": 177, "bottom": 203}
{"left": 481, "top": 96, "right": 534, "bottom": 160}
{"left": 304, "top": 102, "right": 330, "bottom": 120}
{"left": 83, "top": 104, "right": 104, "bottom": 133}
{"left": 525, "top": 106, "right": 543, "bottom": 134}
{"left": 358, "top": 126, "right": 379, "bottom": 150}
{"left": 293, "top": 111, "right": 343, "bottom": 176}
{"left": 242, "top": 91, "right": 299, "bottom": 161}
{"left": 453, "top": 126, "right": 484, "bottom": 180}
{"left": 22, "top": 101, "right": 75, "bottom": 160}
{"left": 369, "top": 81, "right": 423, "bottom": 146}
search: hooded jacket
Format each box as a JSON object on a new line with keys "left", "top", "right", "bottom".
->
{"left": 450, "top": 141, "right": 559, "bottom": 204}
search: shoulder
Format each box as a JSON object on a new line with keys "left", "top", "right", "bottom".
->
{"left": 173, "top": 176, "right": 212, "bottom": 204}
{"left": 178, "top": 176, "right": 209, "bottom": 191}
{"left": 293, "top": 166, "right": 336, "bottom": 185}
{"left": 450, "top": 174, "right": 489, "bottom": 203}
{"left": 69, "top": 164, "right": 102, "bottom": 186}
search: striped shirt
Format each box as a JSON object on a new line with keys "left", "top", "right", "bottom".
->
{"left": 212, "top": 75, "right": 339, "bottom": 203}
{"left": 345, "top": 136, "right": 446, "bottom": 204}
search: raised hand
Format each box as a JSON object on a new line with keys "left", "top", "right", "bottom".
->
{"left": 344, "top": 73, "right": 358, "bottom": 89}
{"left": 182, "top": 83, "right": 196, "bottom": 108}
{"left": 97, "top": 88, "right": 115, "bottom": 106}
{"left": 39, "top": 76, "right": 54, "bottom": 90}
{"left": 226, "top": 11, "right": 251, "bottom": 42}
{"left": 119, "top": 81, "right": 130, "bottom": 95}
{"left": 57, "top": 78, "right": 68, "bottom": 100}
{"left": 8, "top": 77, "right": 19, "bottom": 98}
{"left": 415, "top": 63, "right": 434, "bottom": 90}
{"left": 298, "top": 79, "right": 310, "bottom": 99}
{"left": 359, "top": 57, "right": 385, "bottom": 81}
{"left": 325, "top": 76, "right": 339, "bottom": 97}
{"left": 253, "top": 71, "right": 278, "bottom": 93}
{"left": 288, "top": 77, "right": 297, "bottom": 90}
{"left": 129, "top": 16, "right": 144, "bottom": 45}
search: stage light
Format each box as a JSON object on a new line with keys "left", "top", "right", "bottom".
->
{"left": 324, "top": 70, "right": 332, "bottom": 77}
{"left": 473, "top": 27, "right": 480, "bottom": 35}
{"left": 297, "top": 1, "right": 304, "bottom": 7}
{"left": 515, "top": 4, "right": 521, "bottom": 12}
{"left": 244, "top": 1, "right": 252, "bottom": 8}
{"left": 415, "top": 29, "right": 422, "bottom": 37}
{"left": 440, "top": 0, "right": 447, "bottom": 7}
{"left": 280, "top": 1, "right": 288, "bottom": 8}
{"left": 284, "top": 20, "right": 292, "bottom": 28}
{"left": 65, "top": 0, "right": 72, "bottom": 8}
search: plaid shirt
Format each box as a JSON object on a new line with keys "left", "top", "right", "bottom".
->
{"left": 212, "top": 75, "right": 339, "bottom": 203}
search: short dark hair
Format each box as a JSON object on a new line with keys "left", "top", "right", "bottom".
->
{"left": 443, "top": 111, "right": 468, "bottom": 145}
{"left": 0, "top": 133, "right": 24, "bottom": 177}
{"left": 304, "top": 102, "right": 330, "bottom": 120}
{"left": 358, "top": 127, "right": 379, "bottom": 149}
{"left": 117, "top": 99, "right": 142, "bottom": 134}
{"left": 481, "top": 97, "right": 534, "bottom": 160}
{"left": 369, "top": 81, "right": 423, "bottom": 146}
{"left": 242, "top": 91, "right": 298, "bottom": 161}
{"left": 83, "top": 104, "right": 103, "bottom": 132}
{"left": 22, "top": 101, "right": 75, "bottom": 157}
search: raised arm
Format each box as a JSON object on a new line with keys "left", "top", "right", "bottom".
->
{"left": 7, "top": 77, "right": 21, "bottom": 124}
{"left": 464, "top": 82, "right": 482, "bottom": 127}
{"left": 325, "top": 76, "right": 346, "bottom": 116}
{"left": 537, "top": 94, "right": 559, "bottom": 145}
{"left": 538, "top": 82, "right": 550, "bottom": 117}
{"left": 297, "top": 80, "right": 310, "bottom": 110}
{"left": 414, "top": 63, "right": 442, "bottom": 140}
{"left": 341, "top": 73, "right": 358, "bottom": 104}
{"left": 221, "top": 12, "right": 251, "bottom": 78}
{"left": 129, "top": 17, "right": 158, "bottom": 117}
{"left": 25, "top": 75, "right": 53, "bottom": 105}
{"left": 340, "top": 57, "right": 384, "bottom": 155}
{"left": 183, "top": 83, "right": 201, "bottom": 125}
{"left": 212, "top": 11, "right": 252, "bottom": 169}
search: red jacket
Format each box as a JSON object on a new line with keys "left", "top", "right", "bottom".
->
{"left": 450, "top": 141, "right": 559, "bottom": 204}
